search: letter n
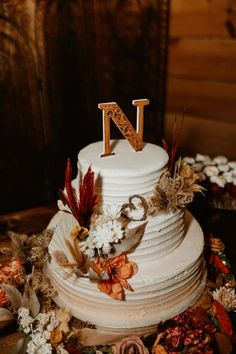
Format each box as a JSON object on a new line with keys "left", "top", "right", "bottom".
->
{"left": 98, "top": 99, "right": 149, "bottom": 157}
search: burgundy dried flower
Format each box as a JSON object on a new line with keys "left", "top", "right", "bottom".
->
{"left": 59, "top": 159, "right": 98, "bottom": 228}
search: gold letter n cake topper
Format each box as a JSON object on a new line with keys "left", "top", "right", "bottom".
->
{"left": 98, "top": 98, "right": 150, "bottom": 157}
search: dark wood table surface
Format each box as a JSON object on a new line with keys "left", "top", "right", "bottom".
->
{"left": 0, "top": 201, "right": 236, "bottom": 353}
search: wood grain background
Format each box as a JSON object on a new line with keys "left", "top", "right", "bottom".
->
{"left": 0, "top": 0, "right": 168, "bottom": 214}
{"left": 165, "top": 0, "right": 236, "bottom": 160}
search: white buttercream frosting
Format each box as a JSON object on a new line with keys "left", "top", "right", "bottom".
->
{"left": 47, "top": 211, "right": 206, "bottom": 329}
{"left": 77, "top": 140, "right": 168, "bottom": 208}
{"left": 46, "top": 139, "right": 206, "bottom": 330}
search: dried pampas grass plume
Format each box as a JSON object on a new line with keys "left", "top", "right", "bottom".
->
{"left": 149, "top": 158, "right": 205, "bottom": 214}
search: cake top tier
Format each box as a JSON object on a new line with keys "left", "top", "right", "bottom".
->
{"left": 78, "top": 139, "right": 169, "bottom": 178}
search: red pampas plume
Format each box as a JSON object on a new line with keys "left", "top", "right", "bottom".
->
{"left": 59, "top": 159, "right": 98, "bottom": 227}
{"left": 79, "top": 165, "right": 98, "bottom": 227}
{"left": 162, "top": 115, "right": 184, "bottom": 174}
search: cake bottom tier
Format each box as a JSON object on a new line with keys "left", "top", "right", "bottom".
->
{"left": 45, "top": 211, "right": 207, "bottom": 331}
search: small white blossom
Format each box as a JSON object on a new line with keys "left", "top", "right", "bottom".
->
{"left": 210, "top": 175, "right": 226, "bottom": 188}
{"left": 102, "top": 204, "right": 122, "bottom": 218}
{"left": 18, "top": 307, "right": 33, "bottom": 334}
{"left": 203, "top": 165, "right": 219, "bottom": 177}
{"left": 82, "top": 219, "right": 124, "bottom": 256}
{"left": 191, "top": 162, "right": 204, "bottom": 172}
{"left": 80, "top": 237, "right": 96, "bottom": 258}
{"left": 195, "top": 153, "right": 211, "bottom": 163}
{"left": 218, "top": 164, "right": 230, "bottom": 173}
{"left": 212, "top": 286, "right": 236, "bottom": 312}
{"left": 213, "top": 155, "right": 228, "bottom": 165}
{"left": 223, "top": 171, "right": 234, "bottom": 183}
{"left": 182, "top": 156, "right": 195, "bottom": 165}
{"left": 18, "top": 308, "right": 61, "bottom": 354}
{"left": 26, "top": 331, "right": 52, "bottom": 354}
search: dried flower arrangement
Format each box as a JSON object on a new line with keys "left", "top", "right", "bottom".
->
{"left": 1, "top": 228, "right": 235, "bottom": 354}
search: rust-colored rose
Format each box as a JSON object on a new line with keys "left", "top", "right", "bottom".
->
{"left": 0, "top": 287, "right": 9, "bottom": 307}
{"left": 112, "top": 335, "right": 149, "bottom": 354}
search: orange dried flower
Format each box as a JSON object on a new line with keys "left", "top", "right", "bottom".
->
{"left": 0, "top": 287, "right": 9, "bottom": 307}
{"left": 0, "top": 257, "right": 24, "bottom": 285}
{"left": 212, "top": 300, "right": 233, "bottom": 337}
{"left": 91, "top": 253, "right": 138, "bottom": 300}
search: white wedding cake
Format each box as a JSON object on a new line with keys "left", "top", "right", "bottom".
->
{"left": 46, "top": 139, "right": 207, "bottom": 331}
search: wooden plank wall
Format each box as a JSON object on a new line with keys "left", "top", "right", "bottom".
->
{"left": 165, "top": 0, "right": 236, "bottom": 160}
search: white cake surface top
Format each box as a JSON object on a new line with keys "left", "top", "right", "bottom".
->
{"left": 78, "top": 139, "right": 169, "bottom": 177}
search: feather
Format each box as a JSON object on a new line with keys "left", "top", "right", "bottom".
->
{"left": 59, "top": 160, "right": 97, "bottom": 227}
{"left": 162, "top": 116, "right": 184, "bottom": 174}
{"left": 79, "top": 166, "right": 98, "bottom": 226}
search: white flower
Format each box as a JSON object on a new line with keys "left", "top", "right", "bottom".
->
{"left": 102, "top": 204, "right": 121, "bottom": 218}
{"left": 18, "top": 307, "right": 33, "bottom": 334}
{"left": 195, "top": 153, "right": 212, "bottom": 163}
{"left": 36, "top": 312, "right": 50, "bottom": 326}
{"left": 27, "top": 331, "right": 52, "bottom": 354}
{"left": 203, "top": 165, "right": 219, "bottom": 177}
{"left": 223, "top": 171, "right": 234, "bottom": 183}
{"left": 18, "top": 308, "right": 61, "bottom": 353}
{"left": 212, "top": 286, "right": 236, "bottom": 312}
{"left": 210, "top": 175, "right": 226, "bottom": 188}
{"left": 191, "top": 162, "right": 204, "bottom": 172}
{"left": 218, "top": 164, "right": 229, "bottom": 173}
{"left": 213, "top": 155, "right": 228, "bottom": 165}
{"left": 80, "top": 237, "right": 96, "bottom": 258}
{"left": 90, "top": 220, "right": 124, "bottom": 255}
{"left": 182, "top": 156, "right": 195, "bottom": 165}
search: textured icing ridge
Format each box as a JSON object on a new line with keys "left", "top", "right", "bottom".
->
{"left": 77, "top": 140, "right": 168, "bottom": 207}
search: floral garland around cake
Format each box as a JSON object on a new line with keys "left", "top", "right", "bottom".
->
{"left": 0, "top": 226, "right": 236, "bottom": 353}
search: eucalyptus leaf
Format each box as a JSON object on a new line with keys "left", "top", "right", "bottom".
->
{"left": 111, "top": 221, "right": 147, "bottom": 257}
{"left": 2, "top": 284, "right": 23, "bottom": 310}
{"left": 0, "top": 307, "right": 15, "bottom": 321}
{"left": 0, "top": 307, "right": 15, "bottom": 330}
{"left": 21, "top": 280, "right": 40, "bottom": 318}
{"left": 11, "top": 336, "right": 27, "bottom": 354}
